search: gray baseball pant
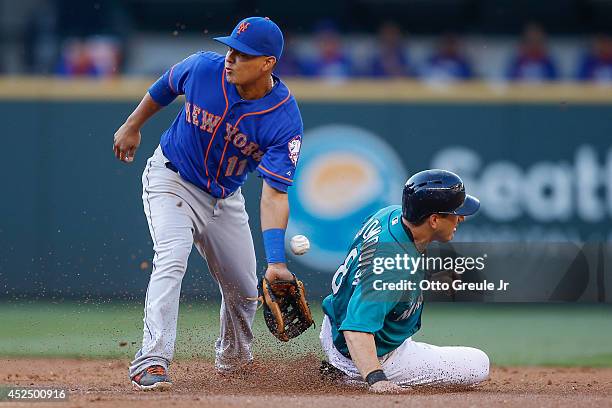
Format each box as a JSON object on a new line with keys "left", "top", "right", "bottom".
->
{"left": 129, "top": 146, "right": 258, "bottom": 378}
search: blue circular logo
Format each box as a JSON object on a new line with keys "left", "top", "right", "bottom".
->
{"left": 288, "top": 125, "right": 407, "bottom": 271}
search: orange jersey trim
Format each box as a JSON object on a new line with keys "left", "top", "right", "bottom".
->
{"left": 234, "top": 91, "right": 292, "bottom": 123}
{"left": 215, "top": 141, "right": 231, "bottom": 197}
{"left": 257, "top": 164, "right": 293, "bottom": 183}
{"left": 214, "top": 90, "right": 293, "bottom": 195}
{"left": 168, "top": 64, "right": 177, "bottom": 94}
{"left": 205, "top": 69, "right": 230, "bottom": 192}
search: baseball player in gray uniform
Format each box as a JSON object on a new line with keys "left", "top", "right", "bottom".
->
{"left": 113, "top": 17, "right": 303, "bottom": 390}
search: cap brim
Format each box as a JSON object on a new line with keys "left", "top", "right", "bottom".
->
{"left": 454, "top": 194, "right": 480, "bottom": 217}
{"left": 214, "top": 36, "right": 265, "bottom": 56}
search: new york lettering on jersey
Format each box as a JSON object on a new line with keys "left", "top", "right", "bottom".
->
{"left": 149, "top": 51, "right": 303, "bottom": 198}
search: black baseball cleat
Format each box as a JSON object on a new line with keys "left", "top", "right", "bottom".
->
{"left": 131, "top": 365, "right": 173, "bottom": 391}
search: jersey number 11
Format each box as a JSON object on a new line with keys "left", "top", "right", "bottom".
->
{"left": 225, "top": 156, "right": 248, "bottom": 177}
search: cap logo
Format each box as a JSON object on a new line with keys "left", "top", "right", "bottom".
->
{"left": 237, "top": 22, "right": 250, "bottom": 35}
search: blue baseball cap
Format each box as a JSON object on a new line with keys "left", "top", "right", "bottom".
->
{"left": 214, "top": 17, "right": 284, "bottom": 60}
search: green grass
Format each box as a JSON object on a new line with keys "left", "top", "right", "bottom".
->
{"left": 0, "top": 301, "right": 611, "bottom": 366}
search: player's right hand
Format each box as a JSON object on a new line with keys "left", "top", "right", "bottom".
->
{"left": 368, "top": 380, "right": 407, "bottom": 394}
{"left": 113, "top": 123, "right": 142, "bottom": 163}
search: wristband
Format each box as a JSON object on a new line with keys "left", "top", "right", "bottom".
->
{"left": 365, "top": 369, "right": 387, "bottom": 385}
{"left": 263, "top": 228, "right": 286, "bottom": 264}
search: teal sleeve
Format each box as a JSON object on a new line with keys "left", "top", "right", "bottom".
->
{"left": 338, "top": 251, "right": 405, "bottom": 333}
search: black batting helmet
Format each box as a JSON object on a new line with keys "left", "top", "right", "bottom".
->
{"left": 402, "top": 169, "right": 480, "bottom": 223}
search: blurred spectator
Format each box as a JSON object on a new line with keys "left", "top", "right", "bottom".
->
{"left": 369, "top": 22, "right": 416, "bottom": 78}
{"left": 422, "top": 34, "right": 473, "bottom": 81}
{"left": 87, "top": 36, "right": 122, "bottom": 76}
{"left": 56, "top": 38, "right": 99, "bottom": 77}
{"left": 507, "top": 24, "right": 558, "bottom": 82}
{"left": 576, "top": 34, "right": 612, "bottom": 83}
{"left": 274, "top": 33, "right": 302, "bottom": 77}
{"left": 300, "top": 21, "right": 353, "bottom": 79}
{"left": 56, "top": 37, "right": 121, "bottom": 77}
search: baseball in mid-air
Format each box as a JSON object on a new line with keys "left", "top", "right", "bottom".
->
{"left": 289, "top": 235, "right": 310, "bottom": 255}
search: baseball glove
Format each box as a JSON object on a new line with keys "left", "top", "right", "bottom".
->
{"left": 258, "top": 274, "right": 314, "bottom": 342}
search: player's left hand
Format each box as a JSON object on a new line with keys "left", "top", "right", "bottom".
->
{"left": 265, "top": 263, "right": 293, "bottom": 282}
{"left": 258, "top": 272, "right": 314, "bottom": 341}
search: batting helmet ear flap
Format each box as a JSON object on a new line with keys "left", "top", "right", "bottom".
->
{"left": 402, "top": 169, "right": 479, "bottom": 223}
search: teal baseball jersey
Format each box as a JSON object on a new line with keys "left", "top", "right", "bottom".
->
{"left": 322, "top": 205, "right": 425, "bottom": 357}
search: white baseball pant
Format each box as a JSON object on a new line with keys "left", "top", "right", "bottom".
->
{"left": 320, "top": 315, "right": 490, "bottom": 387}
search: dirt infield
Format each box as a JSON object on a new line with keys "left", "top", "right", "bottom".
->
{"left": 1, "top": 357, "right": 611, "bottom": 408}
